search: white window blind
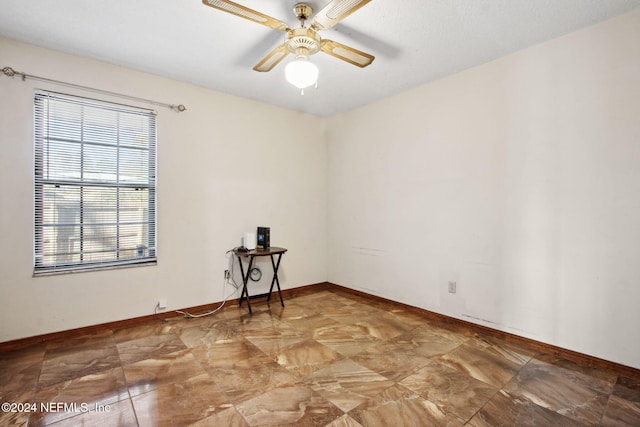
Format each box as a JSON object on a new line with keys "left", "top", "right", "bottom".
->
{"left": 34, "top": 91, "right": 157, "bottom": 274}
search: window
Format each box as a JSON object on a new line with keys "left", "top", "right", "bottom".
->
{"left": 34, "top": 91, "right": 157, "bottom": 274}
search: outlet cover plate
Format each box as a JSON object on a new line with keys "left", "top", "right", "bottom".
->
{"left": 448, "top": 281, "right": 457, "bottom": 294}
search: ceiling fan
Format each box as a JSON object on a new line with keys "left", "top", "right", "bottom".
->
{"left": 202, "top": 0, "right": 375, "bottom": 89}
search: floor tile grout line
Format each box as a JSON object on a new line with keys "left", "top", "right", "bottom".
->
{"left": 27, "top": 347, "right": 46, "bottom": 427}
{"left": 600, "top": 392, "right": 614, "bottom": 426}
{"left": 465, "top": 353, "right": 537, "bottom": 425}
{"left": 117, "top": 328, "right": 142, "bottom": 427}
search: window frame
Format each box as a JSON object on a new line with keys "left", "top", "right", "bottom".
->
{"left": 33, "top": 91, "right": 157, "bottom": 275}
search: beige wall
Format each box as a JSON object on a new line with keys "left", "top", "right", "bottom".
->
{"left": 327, "top": 9, "right": 640, "bottom": 368}
{"left": 0, "top": 37, "right": 327, "bottom": 341}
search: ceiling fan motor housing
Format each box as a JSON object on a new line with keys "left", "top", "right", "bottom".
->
{"left": 286, "top": 27, "right": 321, "bottom": 57}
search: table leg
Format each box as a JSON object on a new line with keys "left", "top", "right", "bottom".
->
{"left": 267, "top": 253, "right": 285, "bottom": 307}
{"left": 237, "top": 255, "right": 254, "bottom": 314}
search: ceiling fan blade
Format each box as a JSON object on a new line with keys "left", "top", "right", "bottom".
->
{"left": 202, "top": 0, "right": 288, "bottom": 31}
{"left": 320, "top": 39, "right": 375, "bottom": 68}
{"left": 310, "top": 0, "right": 372, "bottom": 31}
{"left": 253, "top": 44, "right": 290, "bottom": 72}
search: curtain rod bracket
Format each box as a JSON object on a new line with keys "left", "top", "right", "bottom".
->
{"left": 2, "top": 65, "right": 186, "bottom": 112}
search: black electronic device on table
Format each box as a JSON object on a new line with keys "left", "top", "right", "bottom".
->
{"left": 256, "top": 226, "right": 270, "bottom": 250}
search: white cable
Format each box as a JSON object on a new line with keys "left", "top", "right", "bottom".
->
{"left": 176, "top": 251, "right": 240, "bottom": 318}
{"left": 175, "top": 286, "right": 237, "bottom": 318}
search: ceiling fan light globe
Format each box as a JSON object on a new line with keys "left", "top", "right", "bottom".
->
{"left": 285, "top": 58, "right": 319, "bottom": 89}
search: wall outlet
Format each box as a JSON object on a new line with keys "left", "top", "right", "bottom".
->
{"left": 448, "top": 281, "right": 457, "bottom": 294}
{"left": 157, "top": 298, "right": 167, "bottom": 309}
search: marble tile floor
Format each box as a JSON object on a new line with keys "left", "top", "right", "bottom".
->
{"left": 1, "top": 289, "right": 639, "bottom": 426}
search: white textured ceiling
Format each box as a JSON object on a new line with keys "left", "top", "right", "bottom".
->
{"left": 1, "top": 0, "right": 639, "bottom": 116}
